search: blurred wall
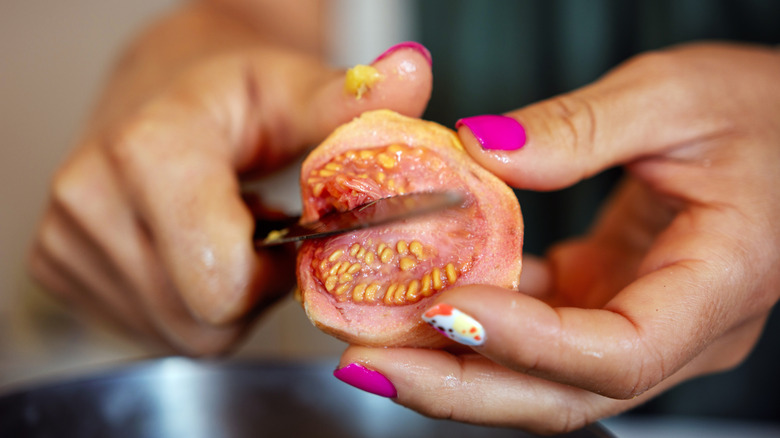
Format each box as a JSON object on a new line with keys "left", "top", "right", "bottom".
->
{"left": 0, "top": 0, "right": 415, "bottom": 387}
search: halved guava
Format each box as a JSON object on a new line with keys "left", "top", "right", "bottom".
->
{"left": 296, "top": 110, "right": 523, "bottom": 347}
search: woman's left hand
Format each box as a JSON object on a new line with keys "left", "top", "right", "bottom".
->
{"left": 337, "top": 42, "right": 780, "bottom": 434}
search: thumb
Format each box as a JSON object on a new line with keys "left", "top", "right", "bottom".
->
{"left": 455, "top": 45, "right": 725, "bottom": 191}
{"left": 301, "top": 41, "right": 434, "bottom": 146}
{"left": 245, "top": 41, "right": 433, "bottom": 171}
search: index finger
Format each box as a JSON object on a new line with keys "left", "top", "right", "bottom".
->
{"left": 107, "top": 102, "right": 282, "bottom": 325}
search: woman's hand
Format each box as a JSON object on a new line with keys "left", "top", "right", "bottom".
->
{"left": 338, "top": 42, "right": 780, "bottom": 433}
{"left": 27, "top": 1, "right": 433, "bottom": 355}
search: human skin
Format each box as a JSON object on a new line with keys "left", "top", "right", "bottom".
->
{"left": 339, "top": 43, "right": 780, "bottom": 433}
{"left": 26, "top": 0, "right": 433, "bottom": 355}
{"left": 27, "top": 0, "right": 780, "bottom": 432}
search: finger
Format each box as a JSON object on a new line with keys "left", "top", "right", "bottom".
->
{"left": 30, "top": 205, "right": 149, "bottom": 324}
{"left": 298, "top": 41, "right": 434, "bottom": 145}
{"left": 421, "top": 285, "right": 649, "bottom": 398}
{"left": 30, "top": 147, "right": 158, "bottom": 336}
{"left": 233, "top": 41, "right": 434, "bottom": 175}
{"left": 337, "top": 346, "right": 620, "bottom": 434}
{"left": 44, "top": 145, "right": 248, "bottom": 353}
{"left": 29, "top": 232, "right": 243, "bottom": 356}
{"left": 27, "top": 240, "right": 161, "bottom": 342}
{"left": 456, "top": 43, "right": 769, "bottom": 190}
{"left": 337, "top": 320, "right": 762, "bottom": 435}
{"left": 105, "top": 62, "right": 299, "bottom": 327}
{"left": 107, "top": 123, "right": 268, "bottom": 326}
{"left": 128, "top": 232, "right": 251, "bottom": 355}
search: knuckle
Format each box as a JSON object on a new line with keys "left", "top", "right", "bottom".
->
{"left": 619, "top": 340, "right": 667, "bottom": 399}
{"left": 104, "top": 114, "right": 156, "bottom": 176}
{"left": 48, "top": 146, "right": 110, "bottom": 219}
{"left": 624, "top": 49, "right": 681, "bottom": 79}
{"left": 622, "top": 49, "right": 696, "bottom": 108}
{"left": 407, "top": 358, "right": 465, "bottom": 421}
{"left": 622, "top": 47, "right": 739, "bottom": 137}
{"left": 538, "top": 93, "right": 600, "bottom": 184}
{"left": 546, "top": 93, "right": 598, "bottom": 157}
{"left": 49, "top": 160, "right": 86, "bottom": 215}
{"left": 104, "top": 109, "right": 221, "bottom": 196}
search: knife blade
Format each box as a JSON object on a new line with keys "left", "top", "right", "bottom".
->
{"left": 254, "top": 191, "right": 465, "bottom": 247}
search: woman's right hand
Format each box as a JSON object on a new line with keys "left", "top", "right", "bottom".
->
{"left": 27, "top": 1, "right": 433, "bottom": 355}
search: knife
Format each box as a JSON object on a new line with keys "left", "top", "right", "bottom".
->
{"left": 254, "top": 191, "right": 465, "bottom": 247}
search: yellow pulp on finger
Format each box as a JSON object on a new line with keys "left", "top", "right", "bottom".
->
{"left": 344, "top": 64, "right": 384, "bottom": 99}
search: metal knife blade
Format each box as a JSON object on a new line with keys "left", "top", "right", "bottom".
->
{"left": 255, "top": 191, "right": 465, "bottom": 247}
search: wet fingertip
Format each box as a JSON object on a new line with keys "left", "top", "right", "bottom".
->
{"left": 343, "top": 41, "right": 433, "bottom": 102}
{"left": 422, "top": 303, "right": 486, "bottom": 347}
{"left": 344, "top": 64, "right": 385, "bottom": 100}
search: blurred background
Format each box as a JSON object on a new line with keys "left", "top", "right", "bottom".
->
{"left": 1, "top": 0, "right": 178, "bottom": 381}
{"left": 1, "top": 0, "right": 778, "bottom": 430}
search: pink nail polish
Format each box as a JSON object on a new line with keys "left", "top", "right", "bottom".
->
{"left": 333, "top": 363, "right": 397, "bottom": 398}
{"left": 456, "top": 115, "right": 526, "bottom": 151}
{"left": 372, "top": 41, "right": 432, "bottom": 67}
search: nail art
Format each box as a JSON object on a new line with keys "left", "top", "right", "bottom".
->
{"left": 333, "top": 363, "right": 398, "bottom": 398}
{"left": 422, "top": 303, "right": 486, "bottom": 346}
{"left": 456, "top": 115, "right": 526, "bottom": 151}
{"left": 372, "top": 41, "right": 433, "bottom": 67}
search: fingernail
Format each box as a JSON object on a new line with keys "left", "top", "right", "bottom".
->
{"left": 422, "top": 303, "right": 486, "bottom": 346}
{"left": 456, "top": 115, "right": 526, "bottom": 151}
{"left": 333, "top": 363, "right": 397, "bottom": 398}
{"left": 372, "top": 41, "right": 432, "bottom": 67}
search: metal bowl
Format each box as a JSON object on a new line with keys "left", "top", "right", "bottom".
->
{"left": 0, "top": 358, "right": 615, "bottom": 437}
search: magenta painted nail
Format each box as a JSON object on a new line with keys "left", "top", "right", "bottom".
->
{"left": 456, "top": 115, "right": 526, "bottom": 151}
{"left": 333, "top": 363, "right": 397, "bottom": 398}
{"left": 372, "top": 41, "right": 432, "bottom": 67}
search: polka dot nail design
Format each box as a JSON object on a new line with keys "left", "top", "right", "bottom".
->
{"left": 422, "top": 303, "right": 485, "bottom": 346}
